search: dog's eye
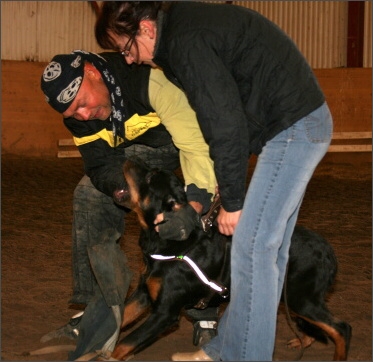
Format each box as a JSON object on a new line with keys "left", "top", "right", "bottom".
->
{"left": 163, "top": 196, "right": 177, "bottom": 212}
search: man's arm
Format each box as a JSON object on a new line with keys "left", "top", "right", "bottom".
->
{"left": 64, "top": 117, "right": 128, "bottom": 197}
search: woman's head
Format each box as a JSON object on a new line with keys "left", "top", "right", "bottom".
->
{"left": 95, "top": 1, "right": 162, "bottom": 65}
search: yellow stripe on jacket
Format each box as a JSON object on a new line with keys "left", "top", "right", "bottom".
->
{"left": 72, "top": 113, "right": 161, "bottom": 147}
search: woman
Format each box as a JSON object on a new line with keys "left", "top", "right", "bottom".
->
{"left": 95, "top": 2, "right": 332, "bottom": 361}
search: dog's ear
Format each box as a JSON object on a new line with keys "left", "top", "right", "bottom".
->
{"left": 122, "top": 159, "right": 149, "bottom": 228}
{"left": 124, "top": 159, "right": 149, "bottom": 181}
{"left": 169, "top": 173, "right": 188, "bottom": 205}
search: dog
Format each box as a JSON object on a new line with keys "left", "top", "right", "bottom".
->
{"left": 112, "top": 159, "right": 351, "bottom": 361}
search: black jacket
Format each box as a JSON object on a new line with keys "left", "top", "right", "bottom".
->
{"left": 64, "top": 52, "right": 172, "bottom": 196}
{"left": 153, "top": 1, "right": 325, "bottom": 212}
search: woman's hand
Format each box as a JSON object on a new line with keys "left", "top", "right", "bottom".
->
{"left": 217, "top": 207, "right": 242, "bottom": 236}
{"left": 154, "top": 213, "right": 164, "bottom": 231}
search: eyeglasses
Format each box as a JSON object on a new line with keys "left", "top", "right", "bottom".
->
{"left": 120, "top": 37, "right": 134, "bottom": 57}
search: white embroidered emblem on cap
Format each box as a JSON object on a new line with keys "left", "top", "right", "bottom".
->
{"left": 57, "top": 76, "right": 82, "bottom": 104}
{"left": 71, "top": 55, "right": 82, "bottom": 68}
{"left": 43, "top": 61, "right": 62, "bottom": 82}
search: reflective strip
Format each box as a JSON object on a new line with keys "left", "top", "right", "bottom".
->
{"left": 183, "top": 255, "right": 224, "bottom": 293}
{"left": 150, "top": 254, "right": 224, "bottom": 293}
{"left": 150, "top": 254, "right": 175, "bottom": 260}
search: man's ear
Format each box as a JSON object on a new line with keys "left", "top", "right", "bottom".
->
{"left": 84, "top": 62, "right": 101, "bottom": 79}
{"left": 139, "top": 19, "right": 156, "bottom": 39}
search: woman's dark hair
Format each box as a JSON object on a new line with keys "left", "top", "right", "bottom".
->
{"left": 95, "top": 1, "right": 164, "bottom": 50}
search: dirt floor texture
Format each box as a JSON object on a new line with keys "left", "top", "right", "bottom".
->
{"left": 1, "top": 155, "right": 372, "bottom": 361}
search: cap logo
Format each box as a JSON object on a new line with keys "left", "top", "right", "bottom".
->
{"left": 43, "top": 61, "right": 62, "bottom": 82}
{"left": 57, "top": 76, "right": 82, "bottom": 104}
{"left": 71, "top": 55, "right": 82, "bottom": 68}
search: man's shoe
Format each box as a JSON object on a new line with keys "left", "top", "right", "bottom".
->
{"left": 40, "top": 311, "right": 84, "bottom": 343}
{"left": 171, "top": 349, "right": 213, "bottom": 361}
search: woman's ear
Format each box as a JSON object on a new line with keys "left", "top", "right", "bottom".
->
{"left": 139, "top": 19, "right": 156, "bottom": 39}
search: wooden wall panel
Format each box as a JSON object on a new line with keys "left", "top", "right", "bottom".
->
{"left": 1, "top": 1, "right": 372, "bottom": 68}
{"left": 364, "top": 1, "right": 372, "bottom": 68}
{"left": 314, "top": 68, "right": 372, "bottom": 132}
{"left": 1, "top": 60, "right": 71, "bottom": 156}
{"left": 1, "top": 1, "right": 103, "bottom": 62}
{"left": 1, "top": 2, "right": 39, "bottom": 61}
{"left": 1, "top": 61, "right": 371, "bottom": 157}
{"left": 234, "top": 1, "right": 348, "bottom": 68}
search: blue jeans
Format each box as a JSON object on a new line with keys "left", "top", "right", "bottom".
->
{"left": 203, "top": 102, "right": 333, "bottom": 361}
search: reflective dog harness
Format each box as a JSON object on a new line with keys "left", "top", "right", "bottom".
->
{"left": 150, "top": 254, "right": 229, "bottom": 298}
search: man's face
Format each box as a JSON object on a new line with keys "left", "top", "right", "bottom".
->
{"left": 62, "top": 64, "right": 111, "bottom": 121}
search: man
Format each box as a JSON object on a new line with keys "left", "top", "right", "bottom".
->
{"left": 40, "top": 50, "right": 218, "bottom": 359}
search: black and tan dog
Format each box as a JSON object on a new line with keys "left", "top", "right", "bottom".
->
{"left": 112, "top": 159, "right": 351, "bottom": 361}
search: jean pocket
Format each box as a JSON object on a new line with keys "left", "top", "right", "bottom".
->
{"left": 305, "top": 103, "right": 333, "bottom": 143}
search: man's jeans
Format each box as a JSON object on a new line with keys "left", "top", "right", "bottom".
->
{"left": 70, "top": 143, "right": 180, "bottom": 306}
{"left": 204, "top": 102, "right": 333, "bottom": 361}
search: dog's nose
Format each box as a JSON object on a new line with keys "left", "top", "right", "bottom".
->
{"left": 113, "top": 189, "right": 128, "bottom": 204}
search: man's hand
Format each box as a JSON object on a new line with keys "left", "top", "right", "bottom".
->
{"left": 155, "top": 204, "right": 201, "bottom": 241}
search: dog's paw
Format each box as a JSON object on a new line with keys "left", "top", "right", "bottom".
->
{"left": 287, "top": 335, "right": 315, "bottom": 349}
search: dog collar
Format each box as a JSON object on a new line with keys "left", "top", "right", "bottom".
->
{"left": 150, "top": 254, "right": 229, "bottom": 298}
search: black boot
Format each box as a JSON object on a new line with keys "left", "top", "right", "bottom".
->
{"left": 184, "top": 307, "right": 219, "bottom": 346}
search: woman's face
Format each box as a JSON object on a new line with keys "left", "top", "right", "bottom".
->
{"left": 109, "top": 20, "right": 157, "bottom": 67}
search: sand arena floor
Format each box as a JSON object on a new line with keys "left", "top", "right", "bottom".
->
{"left": 1, "top": 155, "right": 371, "bottom": 361}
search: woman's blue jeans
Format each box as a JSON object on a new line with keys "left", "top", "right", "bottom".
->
{"left": 203, "top": 102, "right": 333, "bottom": 361}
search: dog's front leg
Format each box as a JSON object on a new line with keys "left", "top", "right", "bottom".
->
{"left": 121, "top": 276, "right": 152, "bottom": 329}
{"left": 112, "top": 309, "right": 180, "bottom": 360}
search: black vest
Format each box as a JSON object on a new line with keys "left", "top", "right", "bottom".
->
{"left": 101, "top": 52, "right": 172, "bottom": 147}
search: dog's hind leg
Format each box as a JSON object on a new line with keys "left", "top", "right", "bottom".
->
{"left": 291, "top": 310, "right": 352, "bottom": 361}
{"left": 285, "top": 281, "right": 351, "bottom": 360}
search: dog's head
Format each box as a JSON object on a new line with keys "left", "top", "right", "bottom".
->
{"left": 114, "top": 159, "right": 187, "bottom": 229}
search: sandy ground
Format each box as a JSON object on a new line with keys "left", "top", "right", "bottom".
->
{"left": 1, "top": 155, "right": 371, "bottom": 361}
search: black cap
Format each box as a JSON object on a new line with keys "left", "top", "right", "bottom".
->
{"left": 41, "top": 52, "right": 84, "bottom": 113}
